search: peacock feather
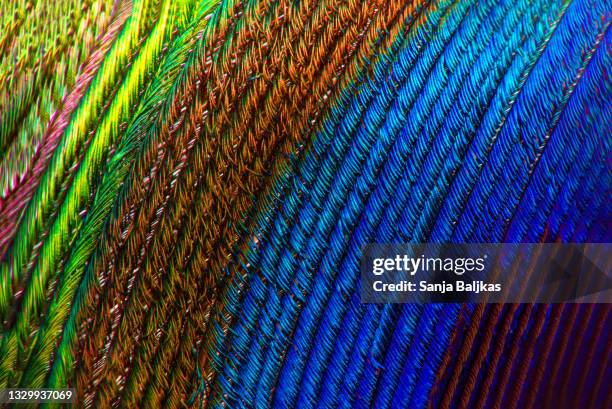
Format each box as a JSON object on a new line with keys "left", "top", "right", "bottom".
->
{"left": 0, "top": 0, "right": 610, "bottom": 407}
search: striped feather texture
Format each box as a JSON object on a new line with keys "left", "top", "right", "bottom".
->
{"left": 0, "top": 0, "right": 610, "bottom": 407}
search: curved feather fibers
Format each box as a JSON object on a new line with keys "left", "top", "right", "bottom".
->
{"left": 0, "top": 0, "right": 133, "bottom": 258}
{"left": 201, "top": 0, "right": 450, "bottom": 402}
{"left": 0, "top": 0, "right": 159, "bottom": 324}
{"left": 43, "top": 1, "right": 220, "bottom": 405}
{"left": 128, "top": 0, "right": 436, "bottom": 404}
{"left": 0, "top": 0, "right": 117, "bottom": 157}
{"left": 15, "top": 0, "right": 204, "bottom": 392}
{"left": 0, "top": 0, "right": 162, "bottom": 389}
{"left": 0, "top": 0, "right": 609, "bottom": 407}
{"left": 79, "top": 0, "right": 364, "bottom": 402}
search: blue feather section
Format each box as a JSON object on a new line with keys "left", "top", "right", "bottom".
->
{"left": 208, "top": 0, "right": 611, "bottom": 407}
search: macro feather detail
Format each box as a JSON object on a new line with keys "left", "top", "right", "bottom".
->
{"left": 0, "top": 0, "right": 610, "bottom": 408}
